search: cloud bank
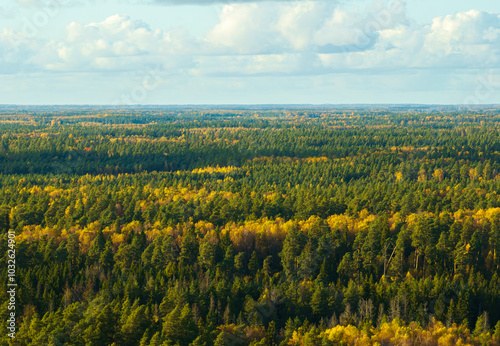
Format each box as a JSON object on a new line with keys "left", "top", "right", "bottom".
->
{"left": 1, "top": 0, "right": 500, "bottom": 104}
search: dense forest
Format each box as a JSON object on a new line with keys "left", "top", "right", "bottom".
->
{"left": 2, "top": 105, "right": 500, "bottom": 345}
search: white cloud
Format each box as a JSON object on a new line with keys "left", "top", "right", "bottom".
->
{"left": 204, "top": 1, "right": 415, "bottom": 66}
{"left": 315, "top": 6, "right": 500, "bottom": 72}
{"left": 0, "top": 28, "right": 42, "bottom": 74}
{"left": 276, "top": 2, "right": 331, "bottom": 50}
{"left": 206, "top": 3, "right": 287, "bottom": 54}
{"left": 420, "top": 10, "right": 500, "bottom": 67}
{"left": 2, "top": 1, "right": 500, "bottom": 80}
{"left": 31, "top": 14, "right": 198, "bottom": 72}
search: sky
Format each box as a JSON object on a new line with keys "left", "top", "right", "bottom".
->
{"left": 0, "top": 0, "right": 500, "bottom": 105}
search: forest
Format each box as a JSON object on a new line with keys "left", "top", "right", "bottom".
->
{"left": 1, "top": 105, "right": 500, "bottom": 345}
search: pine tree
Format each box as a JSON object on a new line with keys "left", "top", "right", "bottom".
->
{"left": 279, "top": 224, "right": 305, "bottom": 279}
{"left": 248, "top": 251, "right": 259, "bottom": 275}
{"left": 311, "top": 283, "right": 326, "bottom": 317}
{"left": 266, "top": 321, "right": 276, "bottom": 346}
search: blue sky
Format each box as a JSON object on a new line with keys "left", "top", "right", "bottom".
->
{"left": 1, "top": 0, "right": 500, "bottom": 105}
